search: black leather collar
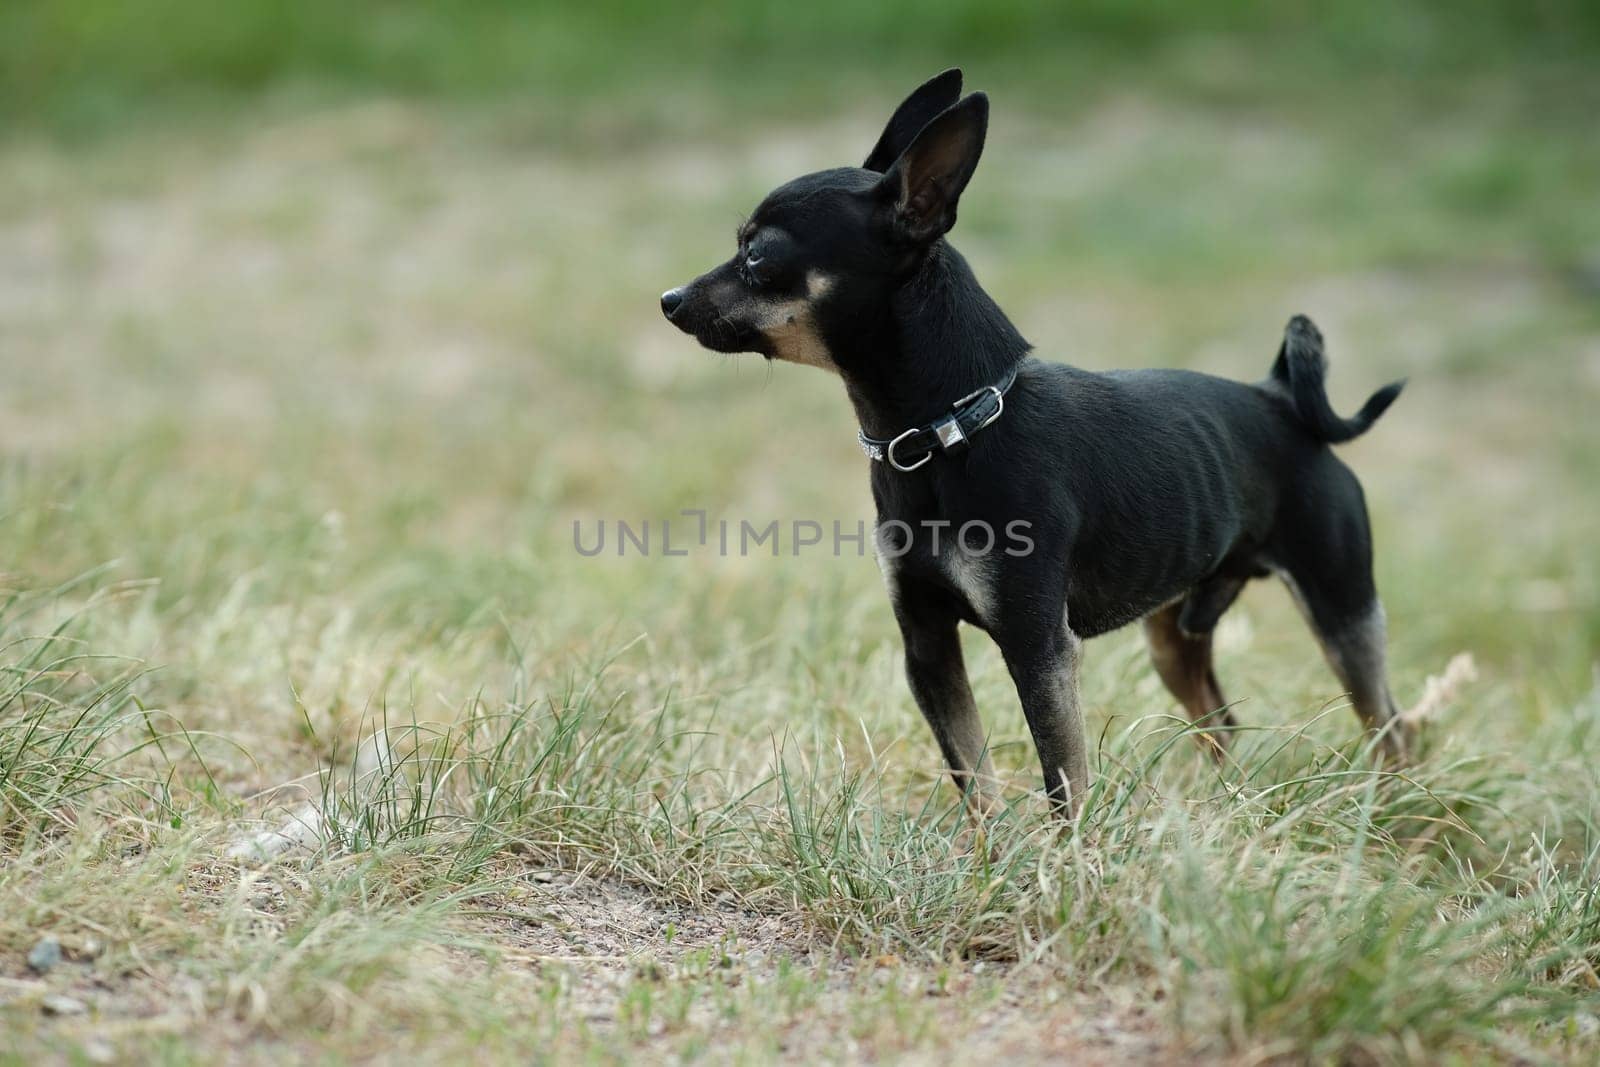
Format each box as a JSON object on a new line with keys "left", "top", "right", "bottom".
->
{"left": 858, "top": 366, "right": 1020, "bottom": 472}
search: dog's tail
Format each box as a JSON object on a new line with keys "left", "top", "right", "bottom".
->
{"left": 1269, "top": 314, "right": 1404, "bottom": 444}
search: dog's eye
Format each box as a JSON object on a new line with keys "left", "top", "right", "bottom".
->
{"left": 739, "top": 250, "right": 766, "bottom": 285}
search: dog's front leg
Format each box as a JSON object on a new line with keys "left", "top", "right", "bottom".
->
{"left": 894, "top": 596, "right": 1000, "bottom": 827}
{"left": 997, "top": 620, "right": 1088, "bottom": 819}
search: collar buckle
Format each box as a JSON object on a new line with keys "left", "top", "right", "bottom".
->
{"left": 859, "top": 366, "right": 1019, "bottom": 472}
{"left": 886, "top": 427, "right": 933, "bottom": 472}
{"left": 956, "top": 383, "right": 1005, "bottom": 432}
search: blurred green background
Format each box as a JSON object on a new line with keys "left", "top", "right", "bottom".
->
{"left": 6, "top": 1, "right": 1600, "bottom": 133}
{"left": 3, "top": 0, "right": 1597, "bottom": 683}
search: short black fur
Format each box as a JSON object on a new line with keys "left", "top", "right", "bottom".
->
{"left": 661, "top": 70, "right": 1412, "bottom": 818}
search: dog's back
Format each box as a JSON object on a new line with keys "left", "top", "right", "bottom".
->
{"left": 998, "top": 344, "right": 1373, "bottom": 637}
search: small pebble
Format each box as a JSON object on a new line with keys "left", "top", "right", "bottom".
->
{"left": 41, "top": 994, "right": 87, "bottom": 1016}
{"left": 27, "top": 937, "right": 62, "bottom": 974}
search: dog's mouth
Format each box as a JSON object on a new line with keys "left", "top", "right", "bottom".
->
{"left": 687, "top": 315, "right": 769, "bottom": 357}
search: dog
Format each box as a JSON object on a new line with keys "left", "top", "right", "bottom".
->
{"left": 660, "top": 68, "right": 1409, "bottom": 820}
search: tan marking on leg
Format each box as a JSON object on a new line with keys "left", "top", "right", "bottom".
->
{"left": 1143, "top": 603, "right": 1233, "bottom": 761}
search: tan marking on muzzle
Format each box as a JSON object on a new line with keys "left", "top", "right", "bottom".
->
{"left": 753, "top": 271, "right": 837, "bottom": 373}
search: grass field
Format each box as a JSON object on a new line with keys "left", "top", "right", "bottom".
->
{"left": 3, "top": 4, "right": 1600, "bottom": 1062}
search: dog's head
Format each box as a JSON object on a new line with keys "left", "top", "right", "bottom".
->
{"left": 660, "top": 69, "right": 988, "bottom": 376}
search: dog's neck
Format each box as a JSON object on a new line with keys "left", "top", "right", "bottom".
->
{"left": 841, "top": 241, "right": 1031, "bottom": 439}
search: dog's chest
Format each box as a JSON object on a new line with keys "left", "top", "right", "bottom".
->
{"left": 874, "top": 523, "right": 1000, "bottom": 628}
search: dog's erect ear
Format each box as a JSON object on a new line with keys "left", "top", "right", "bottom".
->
{"left": 862, "top": 68, "right": 963, "bottom": 173}
{"left": 878, "top": 92, "right": 988, "bottom": 244}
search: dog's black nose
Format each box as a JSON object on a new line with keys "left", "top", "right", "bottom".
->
{"left": 660, "top": 288, "right": 685, "bottom": 319}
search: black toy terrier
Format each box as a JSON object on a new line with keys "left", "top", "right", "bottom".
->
{"left": 661, "top": 69, "right": 1409, "bottom": 820}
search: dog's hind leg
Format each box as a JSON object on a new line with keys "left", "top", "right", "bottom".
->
{"left": 1143, "top": 582, "right": 1242, "bottom": 759}
{"left": 1302, "top": 599, "right": 1411, "bottom": 761}
{"left": 1274, "top": 459, "right": 1412, "bottom": 761}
